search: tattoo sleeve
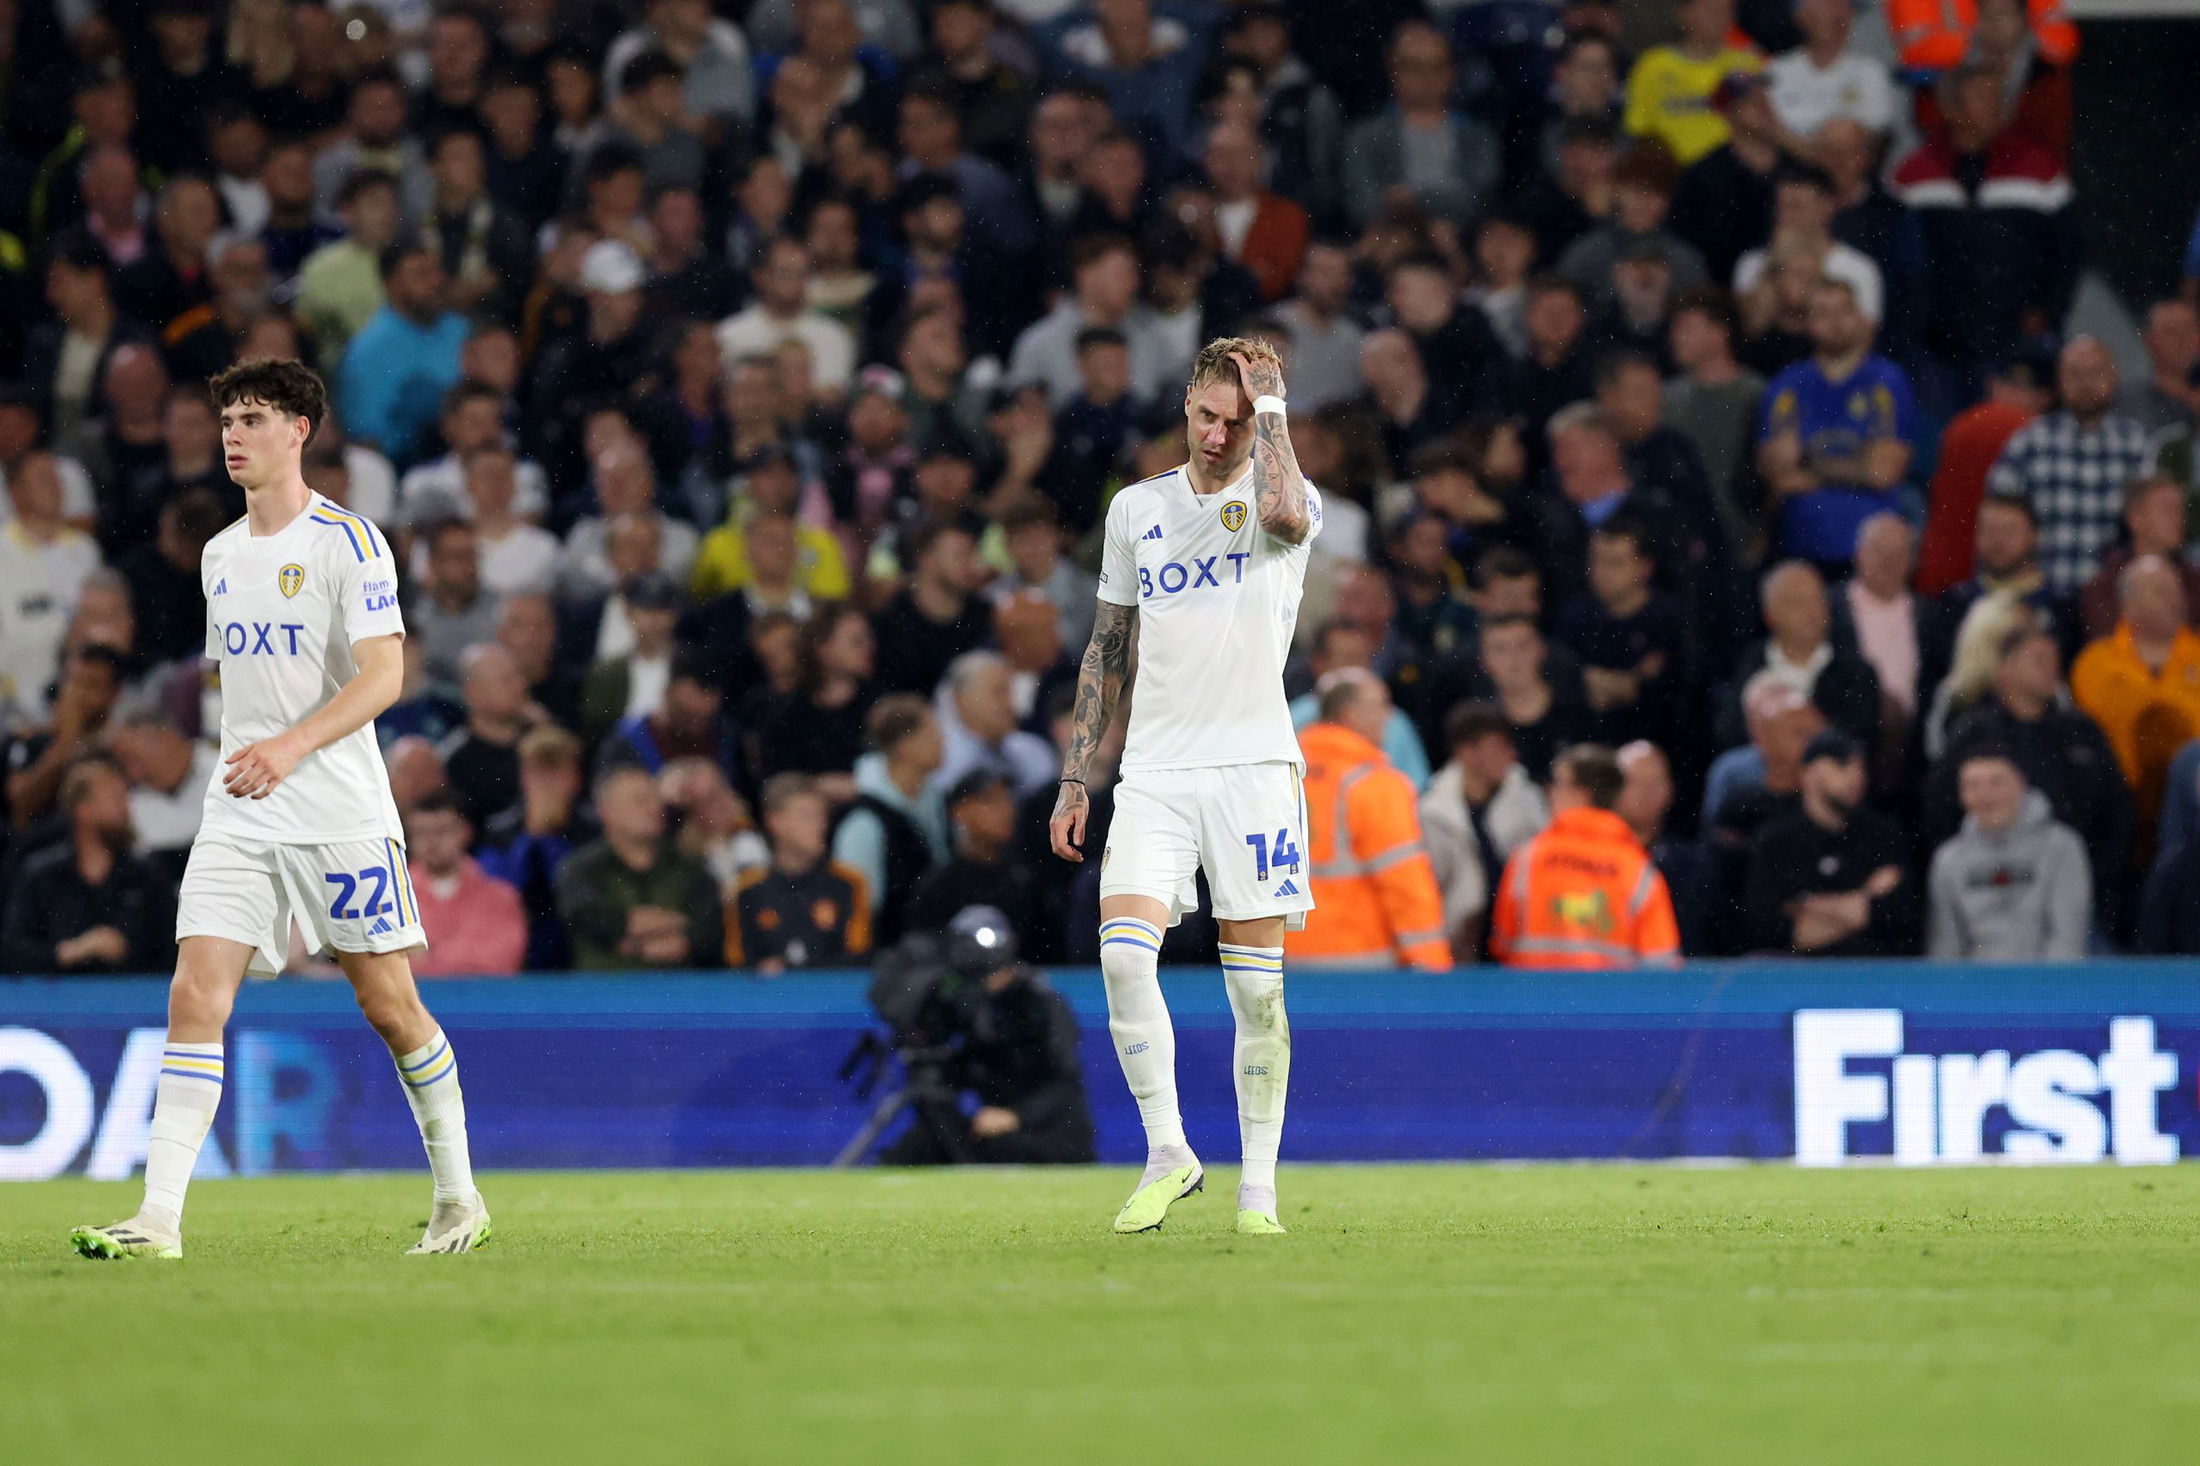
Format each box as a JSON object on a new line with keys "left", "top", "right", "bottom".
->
{"left": 1250, "top": 408, "right": 1312, "bottom": 545}
{"left": 1060, "top": 600, "right": 1137, "bottom": 782}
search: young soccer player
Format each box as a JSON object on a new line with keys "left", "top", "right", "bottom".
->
{"left": 1049, "top": 337, "right": 1321, "bottom": 1235}
{"left": 71, "top": 358, "right": 489, "bottom": 1259}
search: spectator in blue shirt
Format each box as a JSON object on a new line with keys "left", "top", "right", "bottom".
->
{"left": 336, "top": 241, "right": 469, "bottom": 468}
{"left": 1756, "top": 275, "right": 1920, "bottom": 573}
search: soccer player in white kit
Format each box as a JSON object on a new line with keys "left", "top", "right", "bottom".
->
{"left": 1050, "top": 337, "right": 1320, "bottom": 1235}
{"left": 71, "top": 359, "right": 489, "bottom": 1259}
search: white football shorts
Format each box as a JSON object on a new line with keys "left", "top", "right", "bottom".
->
{"left": 1101, "top": 761, "right": 1315, "bottom": 929}
{"left": 177, "top": 835, "right": 428, "bottom": 977}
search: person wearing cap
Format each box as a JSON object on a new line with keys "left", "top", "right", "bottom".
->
{"left": 335, "top": 241, "right": 468, "bottom": 468}
{"left": 1621, "top": 0, "right": 1765, "bottom": 168}
{"left": 1755, "top": 273, "right": 1919, "bottom": 572}
{"left": 1742, "top": 726, "right": 1912, "bottom": 956}
{"left": 726, "top": 772, "right": 871, "bottom": 974}
{"left": 525, "top": 238, "right": 658, "bottom": 496}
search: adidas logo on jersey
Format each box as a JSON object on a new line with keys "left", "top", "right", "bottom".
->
{"left": 212, "top": 579, "right": 228, "bottom": 595}
{"left": 367, "top": 916, "right": 394, "bottom": 936}
{"left": 1274, "top": 879, "right": 1301, "bottom": 897}
{"left": 1141, "top": 524, "right": 1165, "bottom": 541}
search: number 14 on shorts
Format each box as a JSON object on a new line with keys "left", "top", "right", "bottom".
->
{"left": 1245, "top": 829, "right": 1302, "bottom": 882}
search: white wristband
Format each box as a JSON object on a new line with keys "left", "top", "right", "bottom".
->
{"left": 1252, "top": 394, "right": 1288, "bottom": 419}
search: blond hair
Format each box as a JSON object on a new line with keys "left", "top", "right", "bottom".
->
{"left": 1189, "top": 335, "right": 1283, "bottom": 392}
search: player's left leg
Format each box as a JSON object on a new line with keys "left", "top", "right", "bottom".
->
{"left": 333, "top": 947, "right": 490, "bottom": 1254}
{"left": 1202, "top": 763, "right": 1311, "bottom": 1236}
{"left": 1216, "top": 916, "right": 1290, "bottom": 1236}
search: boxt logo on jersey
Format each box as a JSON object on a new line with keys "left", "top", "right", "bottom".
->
{"left": 1793, "top": 1009, "right": 2180, "bottom": 1166}
{"left": 1136, "top": 552, "right": 1252, "bottom": 600}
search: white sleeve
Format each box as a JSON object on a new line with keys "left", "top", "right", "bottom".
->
{"left": 1096, "top": 493, "right": 1137, "bottom": 607}
{"left": 338, "top": 523, "right": 406, "bottom": 646}
{"left": 1300, "top": 481, "right": 1324, "bottom": 549}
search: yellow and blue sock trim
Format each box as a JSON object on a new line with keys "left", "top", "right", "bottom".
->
{"left": 1099, "top": 917, "right": 1163, "bottom": 955}
{"left": 160, "top": 1045, "right": 225, "bottom": 1085}
{"left": 399, "top": 1034, "right": 456, "bottom": 1089}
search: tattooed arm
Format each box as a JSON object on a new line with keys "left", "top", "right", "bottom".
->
{"left": 1048, "top": 599, "right": 1137, "bottom": 861}
{"left": 1232, "top": 351, "right": 1311, "bottom": 545}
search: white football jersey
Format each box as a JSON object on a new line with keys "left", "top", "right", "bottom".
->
{"left": 1098, "top": 464, "right": 1322, "bottom": 772}
{"left": 198, "top": 493, "right": 407, "bottom": 845}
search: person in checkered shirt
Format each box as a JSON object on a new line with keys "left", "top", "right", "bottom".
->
{"left": 1986, "top": 338, "right": 2154, "bottom": 597}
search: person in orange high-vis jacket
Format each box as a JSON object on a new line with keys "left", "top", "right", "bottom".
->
{"left": 1889, "top": 0, "right": 2076, "bottom": 72}
{"left": 1490, "top": 744, "right": 1681, "bottom": 969}
{"left": 1288, "top": 670, "right": 1452, "bottom": 971}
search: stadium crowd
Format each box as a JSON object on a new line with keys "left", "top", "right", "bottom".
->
{"left": 0, "top": 0, "right": 2197, "bottom": 975}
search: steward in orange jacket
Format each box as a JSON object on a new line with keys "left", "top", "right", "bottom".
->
{"left": 1889, "top": 0, "right": 2076, "bottom": 70}
{"left": 1288, "top": 674, "right": 1451, "bottom": 971}
{"left": 1489, "top": 745, "right": 1680, "bottom": 969}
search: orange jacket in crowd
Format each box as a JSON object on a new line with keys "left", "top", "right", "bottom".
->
{"left": 1488, "top": 808, "right": 1681, "bottom": 969}
{"left": 2070, "top": 623, "right": 2200, "bottom": 828}
{"left": 1888, "top": 0, "right": 2076, "bottom": 70}
{"left": 1288, "top": 721, "right": 1452, "bottom": 972}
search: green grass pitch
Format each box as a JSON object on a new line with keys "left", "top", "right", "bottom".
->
{"left": 6, "top": 1164, "right": 2199, "bottom": 1464}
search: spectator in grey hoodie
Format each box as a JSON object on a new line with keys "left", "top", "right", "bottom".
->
{"left": 1927, "top": 751, "right": 2091, "bottom": 961}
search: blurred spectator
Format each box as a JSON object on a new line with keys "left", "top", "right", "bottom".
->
{"left": 399, "top": 382, "right": 552, "bottom": 528}
{"left": 1927, "top": 749, "right": 2089, "bottom": 961}
{"left": 993, "top": 589, "right": 1076, "bottom": 730}
{"left": 660, "top": 756, "right": 769, "bottom": 896}
{"left": 1905, "top": 0, "right": 2077, "bottom": 158}
{"left": 107, "top": 709, "right": 212, "bottom": 880}
{"left": 1045, "top": 328, "right": 1145, "bottom": 535}
{"left": 2140, "top": 761, "right": 2200, "bottom": 955}
{"left": 1008, "top": 233, "right": 1171, "bottom": 408}
{"left": 1557, "top": 143, "right": 1708, "bottom": 315}
{"left": 1048, "top": 0, "right": 1205, "bottom": 165}
{"left": 692, "top": 446, "right": 853, "bottom": 603}
{"left": 1420, "top": 702, "right": 1550, "bottom": 961}
{"left": 2077, "top": 476, "right": 2200, "bottom": 642}
{"left": 1733, "top": 164, "right": 1884, "bottom": 331}
{"left": 559, "top": 444, "right": 701, "bottom": 602}
{"left": 336, "top": 242, "right": 468, "bottom": 467}
{"left": 1341, "top": 20, "right": 1498, "bottom": 231}
{"left": 0, "top": 453, "right": 102, "bottom": 731}
{"left": 1489, "top": 743, "right": 1680, "bottom": 969}
{"left": 2070, "top": 556, "right": 2200, "bottom": 826}
{"left": 1290, "top": 620, "right": 1429, "bottom": 789}
{"left": 1274, "top": 242, "right": 1367, "bottom": 414}
{"left": 832, "top": 693, "right": 948, "bottom": 942}
{"left": 0, "top": 755, "right": 170, "bottom": 973}
{"left": 448, "top": 448, "right": 560, "bottom": 599}
{"left": 578, "top": 569, "right": 682, "bottom": 749}
{"left": 904, "top": 768, "right": 1043, "bottom": 942}
{"left": 1498, "top": 279, "right": 1595, "bottom": 447}
{"left": 1622, "top": 0, "right": 1764, "bottom": 167}
{"left": 438, "top": 644, "right": 534, "bottom": 830}
{"left": 1465, "top": 213, "right": 1536, "bottom": 363}
{"left": 1756, "top": 277, "right": 1918, "bottom": 571}
{"left": 1468, "top": 612, "right": 1595, "bottom": 785}
{"left": 404, "top": 791, "right": 528, "bottom": 978}
{"left": 1616, "top": 739, "right": 1717, "bottom": 956}
{"left": 1723, "top": 560, "right": 1881, "bottom": 751}
{"left": 1357, "top": 328, "right": 1452, "bottom": 473}
{"left": 1915, "top": 354, "right": 2053, "bottom": 597}
{"left": 685, "top": 511, "right": 818, "bottom": 689}
{"left": 1987, "top": 338, "right": 2154, "bottom": 597}
{"left": 1201, "top": 121, "right": 1307, "bottom": 305}
{"left": 419, "top": 128, "right": 532, "bottom": 321}
{"left": 2118, "top": 300, "right": 2200, "bottom": 437}
{"left": 727, "top": 772, "right": 871, "bottom": 973}
{"left": 1669, "top": 76, "right": 1784, "bottom": 289}
{"left": 1663, "top": 287, "right": 1765, "bottom": 555}
{"left": 311, "top": 69, "right": 432, "bottom": 222}
{"left": 598, "top": 644, "right": 741, "bottom": 789}
{"left": 1529, "top": 403, "right": 1686, "bottom": 613}
{"left": 906, "top": 0, "right": 1033, "bottom": 169}
{"left": 1555, "top": 512, "right": 1689, "bottom": 747}
{"left": 1839, "top": 514, "right": 1928, "bottom": 765}
{"left": 69, "top": 344, "right": 171, "bottom": 547}
{"left": 1743, "top": 727, "right": 1911, "bottom": 955}
{"left": 7, "top": 643, "right": 124, "bottom": 830}
{"left": 478, "top": 725, "right": 594, "bottom": 971}
{"left": 384, "top": 733, "right": 452, "bottom": 819}
{"left": 1704, "top": 673, "right": 1824, "bottom": 866}
{"left": 495, "top": 593, "right": 582, "bottom": 733}
{"left": 116, "top": 176, "right": 221, "bottom": 334}
{"left": 295, "top": 171, "right": 402, "bottom": 363}
{"left": 897, "top": 80, "right": 1035, "bottom": 264}
{"left": 873, "top": 520, "right": 991, "bottom": 696}
{"left": 1767, "top": 0, "right": 1897, "bottom": 141}
{"left": 161, "top": 231, "right": 281, "bottom": 383}
{"left": 260, "top": 139, "right": 341, "bottom": 283}
{"left": 1386, "top": 509, "right": 1476, "bottom": 668}
{"left": 527, "top": 245, "right": 657, "bottom": 497}
{"left": 28, "top": 235, "right": 154, "bottom": 444}
{"left": 716, "top": 235, "right": 856, "bottom": 395}
{"left": 605, "top": 0, "right": 755, "bottom": 139}
{"left": 556, "top": 763, "right": 722, "bottom": 970}
{"left": 1921, "top": 489, "right": 2067, "bottom": 699}
{"left": 1892, "top": 63, "right": 2078, "bottom": 385}
{"left": 1388, "top": 252, "right": 1504, "bottom": 422}
{"left": 935, "top": 649, "right": 1058, "bottom": 799}
{"left": 753, "top": 602, "right": 875, "bottom": 783}
{"left": 1290, "top": 668, "right": 1450, "bottom": 971}
{"left": 410, "top": 520, "right": 500, "bottom": 688}
{"left": 997, "top": 501, "right": 1096, "bottom": 653}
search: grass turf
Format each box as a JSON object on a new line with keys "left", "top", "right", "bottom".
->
{"left": 5, "top": 1165, "right": 2199, "bottom": 1464}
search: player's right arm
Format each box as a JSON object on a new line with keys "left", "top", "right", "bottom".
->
{"left": 1048, "top": 599, "right": 1136, "bottom": 861}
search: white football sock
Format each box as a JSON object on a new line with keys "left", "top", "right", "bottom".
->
{"left": 394, "top": 1029, "right": 476, "bottom": 1204}
{"left": 1220, "top": 944, "right": 1289, "bottom": 1205}
{"left": 1098, "top": 916, "right": 1189, "bottom": 1167}
{"left": 142, "top": 1041, "right": 224, "bottom": 1230}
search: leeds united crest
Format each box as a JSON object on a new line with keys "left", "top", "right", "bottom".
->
{"left": 278, "top": 563, "right": 305, "bottom": 597}
{"left": 1221, "top": 500, "right": 1247, "bottom": 532}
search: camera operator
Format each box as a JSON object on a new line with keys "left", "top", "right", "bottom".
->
{"left": 877, "top": 906, "right": 1096, "bottom": 1166}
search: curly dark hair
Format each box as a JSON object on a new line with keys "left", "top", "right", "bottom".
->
{"left": 207, "top": 357, "right": 329, "bottom": 442}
